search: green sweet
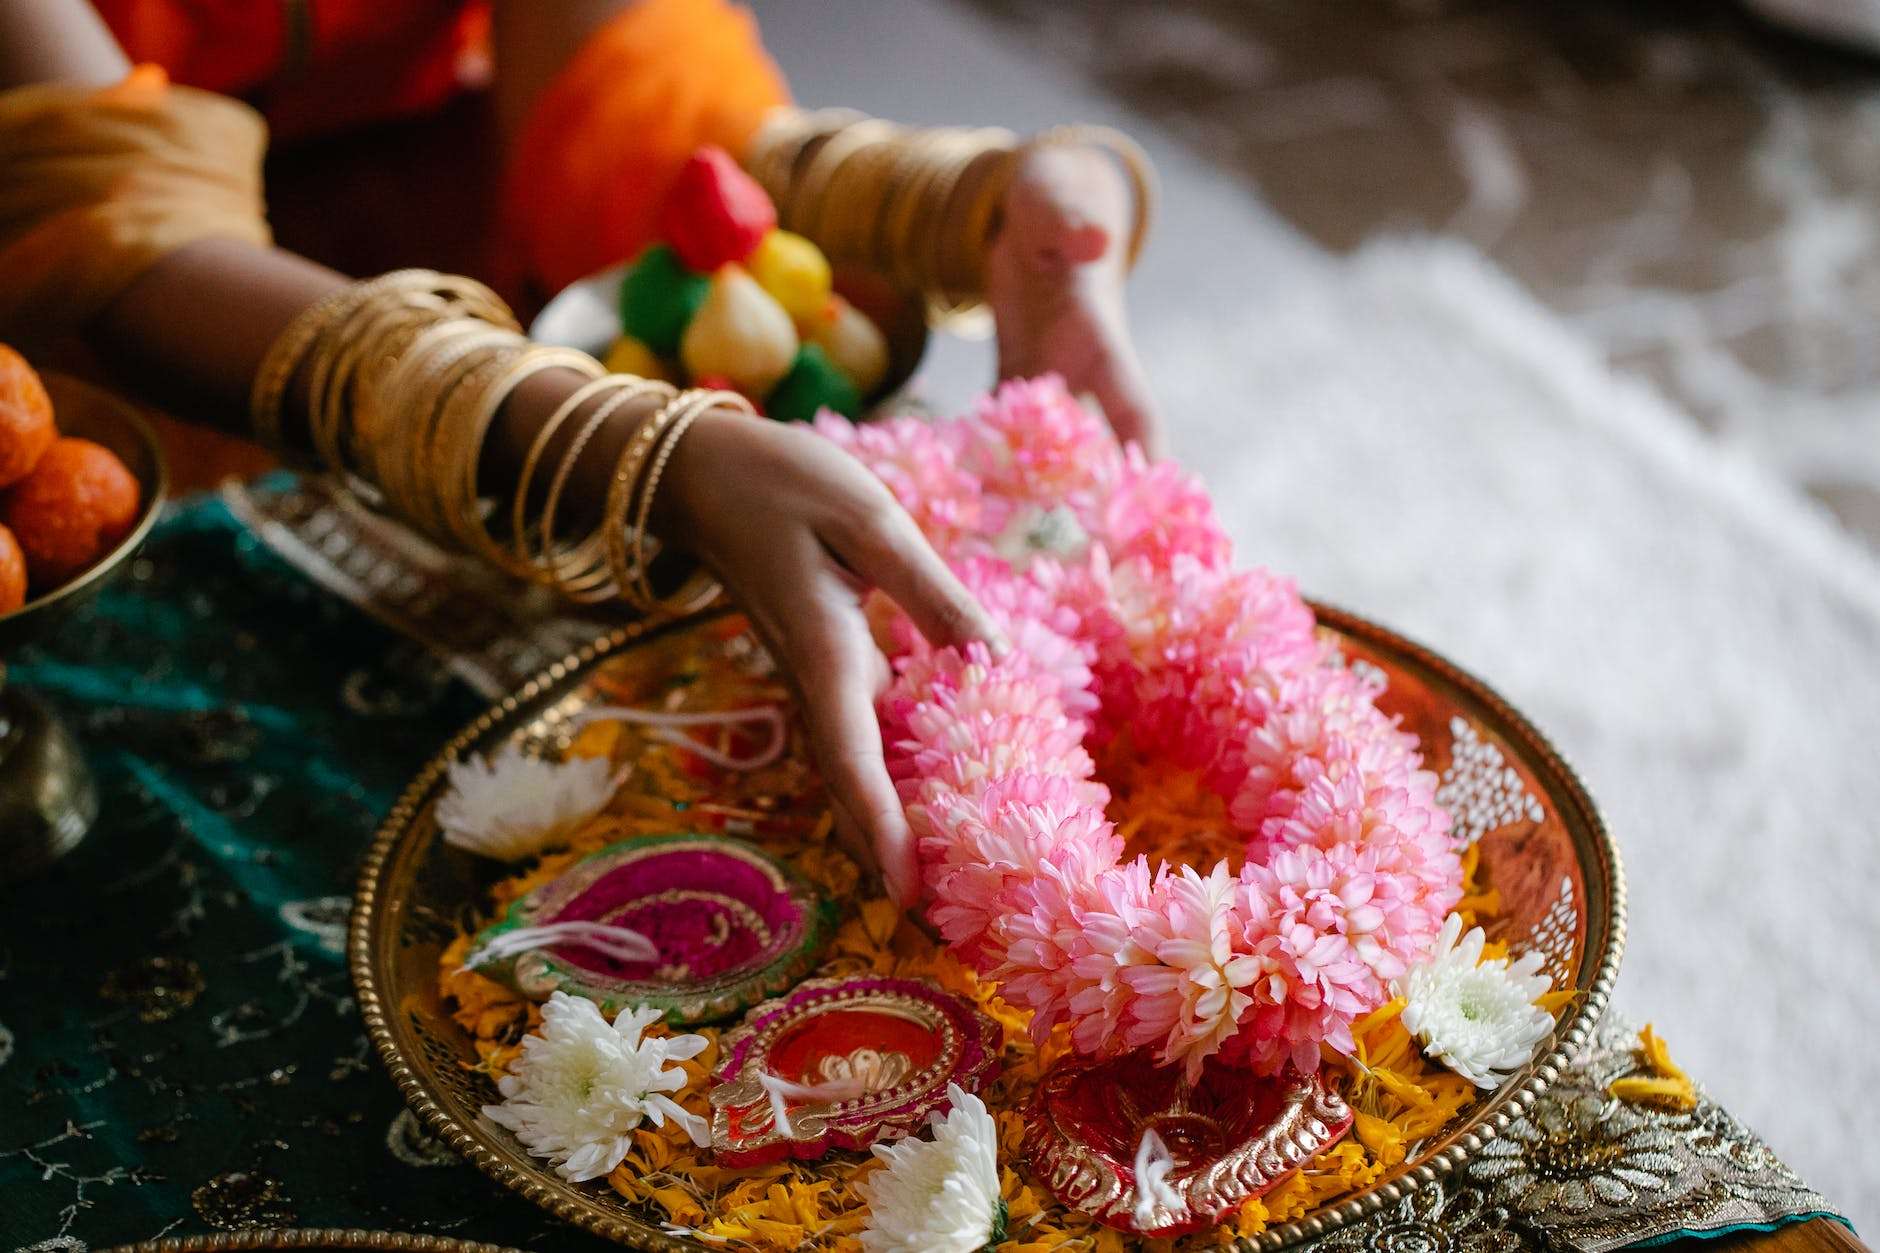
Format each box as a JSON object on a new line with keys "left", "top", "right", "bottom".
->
{"left": 766, "top": 344, "right": 862, "bottom": 423}
{"left": 617, "top": 244, "right": 710, "bottom": 356}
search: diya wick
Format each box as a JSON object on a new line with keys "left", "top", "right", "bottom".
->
{"left": 580, "top": 702, "right": 786, "bottom": 771}
{"left": 462, "top": 920, "right": 659, "bottom": 970}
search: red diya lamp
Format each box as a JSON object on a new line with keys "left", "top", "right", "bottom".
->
{"left": 708, "top": 974, "right": 1001, "bottom": 1165}
{"left": 469, "top": 834, "right": 834, "bottom": 1025}
{"left": 1024, "top": 1052, "right": 1353, "bottom": 1237}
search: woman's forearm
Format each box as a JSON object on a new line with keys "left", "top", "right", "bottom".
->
{"left": 91, "top": 238, "right": 654, "bottom": 532}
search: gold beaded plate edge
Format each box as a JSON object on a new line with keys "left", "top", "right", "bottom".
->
{"left": 349, "top": 605, "right": 1624, "bottom": 1251}
{"left": 107, "top": 1231, "right": 525, "bottom": 1253}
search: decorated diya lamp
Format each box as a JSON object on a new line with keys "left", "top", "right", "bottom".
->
{"left": 1025, "top": 1052, "right": 1354, "bottom": 1237}
{"left": 708, "top": 974, "right": 1000, "bottom": 1165}
{"left": 470, "top": 834, "right": 833, "bottom": 1025}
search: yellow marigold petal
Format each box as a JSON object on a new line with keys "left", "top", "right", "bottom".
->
{"left": 1609, "top": 1074, "right": 1698, "bottom": 1112}
{"left": 1350, "top": 996, "right": 1406, "bottom": 1040}
{"left": 1536, "top": 988, "right": 1578, "bottom": 1013}
{"left": 1352, "top": 1109, "right": 1408, "bottom": 1167}
{"left": 1638, "top": 1023, "right": 1689, "bottom": 1081}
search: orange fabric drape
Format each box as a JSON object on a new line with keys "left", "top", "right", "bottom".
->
{"left": 501, "top": 0, "right": 791, "bottom": 295}
{"left": 0, "top": 66, "right": 272, "bottom": 349}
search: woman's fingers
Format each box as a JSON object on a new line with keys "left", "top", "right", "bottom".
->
{"left": 820, "top": 479, "right": 1005, "bottom": 654}
{"left": 773, "top": 569, "right": 922, "bottom": 907}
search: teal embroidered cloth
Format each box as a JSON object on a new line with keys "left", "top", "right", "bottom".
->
{"left": 0, "top": 495, "right": 616, "bottom": 1251}
{"left": 0, "top": 490, "right": 1848, "bottom": 1252}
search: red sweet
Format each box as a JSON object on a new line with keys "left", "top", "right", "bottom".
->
{"left": 690, "top": 374, "right": 765, "bottom": 416}
{"left": 2, "top": 437, "right": 141, "bottom": 588}
{"left": 657, "top": 146, "right": 776, "bottom": 272}
{"left": 0, "top": 524, "right": 25, "bottom": 612}
{"left": 0, "top": 343, "right": 56, "bottom": 490}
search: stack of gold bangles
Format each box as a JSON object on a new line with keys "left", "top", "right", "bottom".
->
{"left": 745, "top": 107, "right": 1157, "bottom": 323}
{"left": 248, "top": 268, "right": 750, "bottom": 615}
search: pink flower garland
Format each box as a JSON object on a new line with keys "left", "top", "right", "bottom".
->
{"left": 816, "top": 378, "right": 1462, "bottom": 1079}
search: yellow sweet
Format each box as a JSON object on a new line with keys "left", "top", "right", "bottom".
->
{"left": 805, "top": 295, "right": 889, "bottom": 397}
{"left": 749, "top": 230, "right": 833, "bottom": 324}
{"left": 680, "top": 264, "right": 799, "bottom": 397}
{"left": 601, "top": 333, "right": 670, "bottom": 381}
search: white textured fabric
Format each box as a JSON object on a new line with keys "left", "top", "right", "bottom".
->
{"left": 1149, "top": 239, "right": 1880, "bottom": 1223}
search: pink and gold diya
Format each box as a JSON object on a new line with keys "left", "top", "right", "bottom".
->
{"left": 709, "top": 974, "right": 1001, "bottom": 1165}
{"left": 471, "top": 834, "right": 835, "bottom": 1024}
{"left": 1026, "top": 1054, "right": 1354, "bottom": 1237}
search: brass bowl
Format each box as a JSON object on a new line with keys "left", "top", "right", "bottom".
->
{"left": 0, "top": 373, "right": 168, "bottom": 651}
{"left": 350, "top": 608, "right": 1624, "bottom": 1251}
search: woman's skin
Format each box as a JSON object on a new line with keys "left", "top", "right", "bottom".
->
{"left": 0, "top": 0, "right": 1160, "bottom": 905}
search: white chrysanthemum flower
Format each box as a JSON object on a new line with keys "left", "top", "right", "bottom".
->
{"left": 436, "top": 743, "right": 619, "bottom": 861}
{"left": 483, "top": 992, "right": 708, "bottom": 1182}
{"left": 1397, "top": 913, "right": 1555, "bottom": 1089}
{"left": 858, "top": 1083, "right": 1005, "bottom": 1253}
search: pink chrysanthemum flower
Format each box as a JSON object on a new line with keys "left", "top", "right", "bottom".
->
{"left": 814, "top": 375, "right": 1462, "bottom": 1079}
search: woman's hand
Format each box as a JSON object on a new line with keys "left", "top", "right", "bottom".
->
{"left": 987, "top": 143, "right": 1163, "bottom": 457}
{"left": 656, "top": 411, "right": 1005, "bottom": 905}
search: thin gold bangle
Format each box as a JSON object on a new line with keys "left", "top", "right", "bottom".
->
{"left": 249, "top": 282, "right": 366, "bottom": 454}
{"left": 372, "top": 322, "right": 518, "bottom": 516}
{"left": 599, "top": 387, "right": 700, "bottom": 607}
{"left": 442, "top": 346, "right": 604, "bottom": 575}
{"left": 533, "top": 378, "right": 674, "bottom": 599}
{"left": 412, "top": 341, "right": 528, "bottom": 543}
{"left": 512, "top": 374, "right": 657, "bottom": 588}
{"left": 627, "top": 390, "right": 752, "bottom": 613}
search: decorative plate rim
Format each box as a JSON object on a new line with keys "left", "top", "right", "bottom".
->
{"left": 348, "top": 604, "right": 1626, "bottom": 1252}
{"left": 104, "top": 1230, "right": 527, "bottom": 1253}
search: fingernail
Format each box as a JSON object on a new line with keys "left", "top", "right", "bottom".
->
{"left": 989, "top": 631, "right": 1013, "bottom": 660}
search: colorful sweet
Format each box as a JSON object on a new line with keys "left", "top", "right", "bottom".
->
{"left": 656, "top": 146, "right": 776, "bottom": 273}
{"left": 766, "top": 344, "right": 860, "bottom": 425}
{"left": 748, "top": 229, "right": 832, "bottom": 324}
{"left": 679, "top": 265, "right": 799, "bottom": 398}
{"left": 605, "top": 148, "right": 900, "bottom": 411}
{"left": 804, "top": 294, "right": 889, "bottom": 397}
{"left": 1024, "top": 1054, "right": 1353, "bottom": 1236}
{"left": 0, "top": 524, "right": 25, "bottom": 613}
{"left": 600, "top": 333, "right": 670, "bottom": 382}
{"left": 815, "top": 375, "right": 1463, "bottom": 1083}
{"left": 708, "top": 974, "right": 1001, "bottom": 1165}
{"left": 469, "top": 834, "right": 835, "bottom": 1026}
{"left": 0, "top": 343, "right": 55, "bottom": 490}
{"left": 618, "top": 243, "right": 712, "bottom": 356}
{"left": 2, "top": 436, "right": 141, "bottom": 588}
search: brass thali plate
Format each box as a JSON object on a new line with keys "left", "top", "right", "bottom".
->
{"left": 350, "top": 606, "right": 1624, "bottom": 1250}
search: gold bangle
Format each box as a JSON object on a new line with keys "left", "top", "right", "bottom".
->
{"left": 531, "top": 377, "right": 674, "bottom": 599}
{"left": 249, "top": 281, "right": 369, "bottom": 453}
{"left": 412, "top": 340, "right": 529, "bottom": 544}
{"left": 599, "top": 387, "right": 696, "bottom": 606}
{"left": 513, "top": 374, "right": 660, "bottom": 590}
{"left": 440, "top": 346, "right": 604, "bottom": 575}
{"left": 627, "top": 390, "right": 752, "bottom": 614}
{"left": 371, "top": 321, "right": 518, "bottom": 516}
